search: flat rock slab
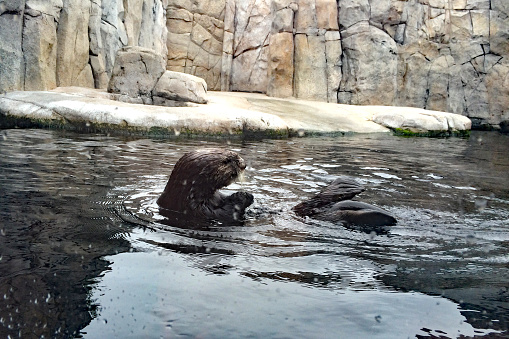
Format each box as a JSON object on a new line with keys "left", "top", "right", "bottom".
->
{"left": 0, "top": 87, "right": 471, "bottom": 138}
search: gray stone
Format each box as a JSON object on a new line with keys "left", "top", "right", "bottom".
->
{"left": 370, "top": 107, "right": 472, "bottom": 133}
{"left": 0, "top": 1, "right": 25, "bottom": 92}
{"left": 153, "top": 71, "right": 208, "bottom": 105}
{"left": 340, "top": 23, "right": 398, "bottom": 105}
{"left": 0, "top": 88, "right": 471, "bottom": 136}
{"left": 107, "top": 46, "right": 166, "bottom": 103}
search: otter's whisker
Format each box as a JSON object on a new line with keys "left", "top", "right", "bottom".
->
{"left": 237, "top": 171, "right": 246, "bottom": 191}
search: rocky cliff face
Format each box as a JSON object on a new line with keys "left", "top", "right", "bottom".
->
{"left": 167, "top": 0, "right": 509, "bottom": 128}
{"left": 0, "top": 0, "right": 167, "bottom": 91}
{"left": 1, "top": 0, "right": 508, "bottom": 128}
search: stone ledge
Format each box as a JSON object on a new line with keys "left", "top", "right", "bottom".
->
{"left": 0, "top": 87, "right": 471, "bottom": 138}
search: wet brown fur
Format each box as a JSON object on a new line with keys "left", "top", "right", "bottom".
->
{"left": 157, "top": 149, "right": 253, "bottom": 225}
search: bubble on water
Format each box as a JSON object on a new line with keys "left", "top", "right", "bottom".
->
{"left": 474, "top": 198, "right": 487, "bottom": 211}
{"left": 466, "top": 234, "right": 476, "bottom": 245}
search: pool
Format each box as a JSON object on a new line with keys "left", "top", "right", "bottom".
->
{"left": 1, "top": 129, "right": 508, "bottom": 338}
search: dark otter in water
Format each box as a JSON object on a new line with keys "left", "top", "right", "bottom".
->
{"left": 157, "top": 148, "right": 253, "bottom": 226}
{"left": 157, "top": 149, "right": 396, "bottom": 229}
{"left": 293, "top": 176, "right": 397, "bottom": 229}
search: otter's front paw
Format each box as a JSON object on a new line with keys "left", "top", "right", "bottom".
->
{"left": 229, "top": 191, "right": 254, "bottom": 210}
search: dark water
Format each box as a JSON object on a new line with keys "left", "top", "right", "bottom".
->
{"left": 0, "top": 129, "right": 508, "bottom": 338}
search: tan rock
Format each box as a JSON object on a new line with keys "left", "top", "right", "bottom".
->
{"left": 267, "top": 32, "right": 294, "bottom": 98}
{"left": 294, "top": 34, "right": 328, "bottom": 101}
{"left": 272, "top": 7, "right": 294, "bottom": 33}
{"left": 22, "top": 6, "right": 60, "bottom": 91}
{"left": 316, "top": 0, "right": 338, "bottom": 30}
{"left": 56, "top": 0, "right": 93, "bottom": 87}
{"left": 294, "top": 0, "right": 317, "bottom": 33}
{"left": 325, "top": 31, "right": 342, "bottom": 103}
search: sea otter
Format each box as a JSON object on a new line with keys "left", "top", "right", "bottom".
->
{"left": 157, "top": 148, "right": 254, "bottom": 226}
{"left": 293, "top": 176, "right": 397, "bottom": 229}
{"left": 157, "top": 149, "right": 396, "bottom": 230}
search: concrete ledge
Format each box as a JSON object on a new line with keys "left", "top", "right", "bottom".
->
{"left": 0, "top": 87, "right": 471, "bottom": 138}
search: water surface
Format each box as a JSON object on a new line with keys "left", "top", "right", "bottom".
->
{"left": 0, "top": 129, "right": 508, "bottom": 338}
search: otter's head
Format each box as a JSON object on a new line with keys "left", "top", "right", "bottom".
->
{"left": 157, "top": 148, "right": 247, "bottom": 212}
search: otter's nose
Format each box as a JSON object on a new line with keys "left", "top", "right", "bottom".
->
{"left": 238, "top": 157, "right": 246, "bottom": 170}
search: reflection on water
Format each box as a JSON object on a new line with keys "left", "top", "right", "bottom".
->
{"left": 0, "top": 129, "right": 508, "bottom": 338}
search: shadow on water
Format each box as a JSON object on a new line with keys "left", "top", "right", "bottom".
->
{"left": 1, "top": 129, "right": 508, "bottom": 338}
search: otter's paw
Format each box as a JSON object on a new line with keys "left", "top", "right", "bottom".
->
{"left": 228, "top": 191, "right": 254, "bottom": 210}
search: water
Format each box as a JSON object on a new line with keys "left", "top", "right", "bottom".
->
{"left": 0, "top": 129, "right": 508, "bottom": 338}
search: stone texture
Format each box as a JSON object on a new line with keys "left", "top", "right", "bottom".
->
{"left": 325, "top": 30, "right": 342, "bottom": 103}
{"left": 166, "top": 0, "right": 225, "bottom": 91}
{"left": 158, "top": 0, "right": 507, "bottom": 126}
{"left": 339, "top": 23, "right": 398, "bottom": 105}
{"left": 0, "top": 88, "right": 472, "bottom": 136}
{"left": 370, "top": 108, "right": 472, "bottom": 134}
{"left": 294, "top": 34, "right": 328, "bottom": 101}
{"left": 230, "top": 0, "right": 271, "bottom": 92}
{"left": 0, "top": 0, "right": 26, "bottom": 92}
{"left": 22, "top": 0, "right": 63, "bottom": 91}
{"left": 107, "top": 46, "right": 166, "bottom": 104}
{"left": 56, "top": 0, "right": 94, "bottom": 88}
{"left": 0, "top": 0, "right": 167, "bottom": 92}
{"left": 153, "top": 70, "right": 208, "bottom": 105}
{"left": 267, "top": 32, "right": 294, "bottom": 98}
{"left": 2, "top": 0, "right": 509, "bottom": 128}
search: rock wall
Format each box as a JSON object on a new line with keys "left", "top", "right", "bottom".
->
{"left": 2, "top": 0, "right": 508, "bottom": 127}
{"left": 0, "top": 0, "right": 167, "bottom": 92}
{"left": 165, "top": 0, "right": 226, "bottom": 90}
{"left": 167, "top": 0, "right": 509, "bottom": 128}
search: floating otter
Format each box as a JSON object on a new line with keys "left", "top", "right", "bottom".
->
{"left": 157, "top": 149, "right": 396, "bottom": 230}
{"left": 157, "top": 148, "right": 254, "bottom": 226}
{"left": 293, "top": 177, "right": 397, "bottom": 230}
